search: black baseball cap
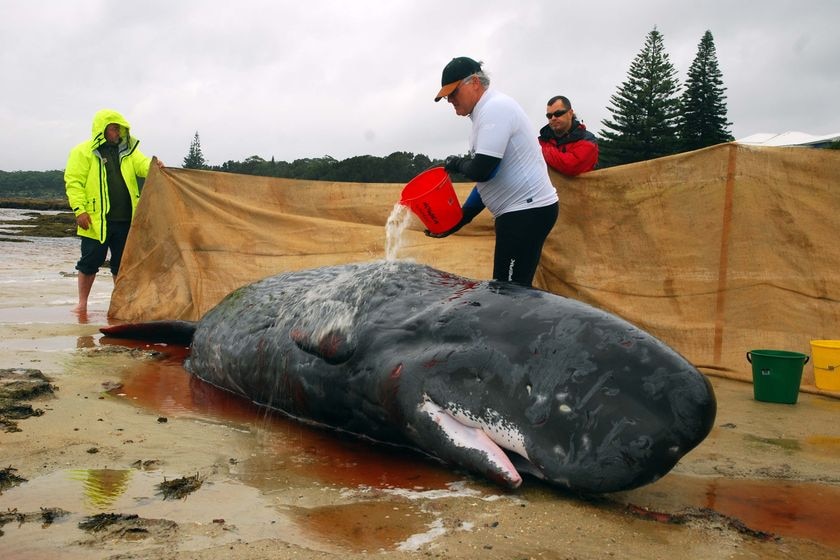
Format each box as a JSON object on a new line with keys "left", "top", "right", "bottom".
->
{"left": 434, "top": 57, "right": 482, "bottom": 102}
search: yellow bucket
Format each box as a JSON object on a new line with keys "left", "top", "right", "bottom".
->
{"left": 810, "top": 340, "right": 840, "bottom": 391}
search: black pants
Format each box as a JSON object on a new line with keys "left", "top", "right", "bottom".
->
{"left": 493, "top": 202, "right": 558, "bottom": 286}
{"left": 76, "top": 221, "right": 131, "bottom": 276}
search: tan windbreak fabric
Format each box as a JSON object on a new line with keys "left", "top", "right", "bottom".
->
{"left": 110, "top": 143, "right": 840, "bottom": 395}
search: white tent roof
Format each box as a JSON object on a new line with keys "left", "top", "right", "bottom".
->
{"left": 736, "top": 131, "right": 840, "bottom": 147}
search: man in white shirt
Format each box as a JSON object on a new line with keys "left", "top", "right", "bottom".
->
{"left": 429, "top": 56, "right": 559, "bottom": 287}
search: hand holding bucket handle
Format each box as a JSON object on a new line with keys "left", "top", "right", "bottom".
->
{"left": 424, "top": 215, "right": 468, "bottom": 238}
{"left": 424, "top": 193, "right": 485, "bottom": 238}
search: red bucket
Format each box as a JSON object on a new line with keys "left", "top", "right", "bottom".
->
{"left": 400, "top": 167, "right": 462, "bottom": 234}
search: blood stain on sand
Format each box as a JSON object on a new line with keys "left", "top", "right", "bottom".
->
{"left": 102, "top": 336, "right": 461, "bottom": 492}
{"left": 623, "top": 473, "right": 840, "bottom": 548}
{"left": 701, "top": 477, "right": 840, "bottom": 547}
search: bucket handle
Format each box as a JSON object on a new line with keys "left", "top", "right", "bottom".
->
{"left": 746, "top": 352, "right": 810, "bottom": 364}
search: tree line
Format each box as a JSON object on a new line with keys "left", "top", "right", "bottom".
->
{"left": 0, "top": 170, "right": 66, "bottom": 200}
{"left": 0, "top": 151, "right": 446, "bottom": 201}
{"left": 2, "top": 27, "right": 837, "bottom": 201}
{"left": 184, "top": 132, "right": 441, "bottom": 183}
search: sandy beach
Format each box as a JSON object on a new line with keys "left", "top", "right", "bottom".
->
{"left": 1, "top": 209, "right": 839, "bottom": 560}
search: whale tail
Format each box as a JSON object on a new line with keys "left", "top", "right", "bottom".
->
{"left": 100, "top": 320, "right": 197, "bottom": 345}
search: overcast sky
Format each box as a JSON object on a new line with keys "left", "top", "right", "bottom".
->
{"left": 1, "top": 0, "right": 838, "bottom": 171}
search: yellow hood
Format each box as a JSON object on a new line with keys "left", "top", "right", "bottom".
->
{"left": 90, "top": 109, "right": 131, "bottom": 149}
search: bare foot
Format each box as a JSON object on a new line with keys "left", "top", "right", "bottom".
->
{"left": 74, "top": 308, "right": 90, "bottom": 324}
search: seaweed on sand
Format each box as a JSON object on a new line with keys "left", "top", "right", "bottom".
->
{"left": 156, "top": 473, "right": 204, "bottom": 500}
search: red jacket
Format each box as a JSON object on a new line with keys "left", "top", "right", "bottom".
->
{"left": 538, "top": 121, "right": 599, "bottom": 176}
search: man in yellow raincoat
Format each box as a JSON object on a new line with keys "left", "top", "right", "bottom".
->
{"left": 64, "top": 109, "right": 164, "bottom": 314}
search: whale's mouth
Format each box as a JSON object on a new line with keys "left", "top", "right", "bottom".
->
{"left": 419, "top": 396, "right": 525, "bottom": 488}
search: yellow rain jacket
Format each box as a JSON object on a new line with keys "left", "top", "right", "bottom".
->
{"left": 64, "top": 109, "right": 152, "bottom": 242}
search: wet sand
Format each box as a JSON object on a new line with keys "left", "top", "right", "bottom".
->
{"left": 1, "top": 216, "right": 840, "bottom": 559}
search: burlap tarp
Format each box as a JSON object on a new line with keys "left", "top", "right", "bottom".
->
{"left": 110, "top": 143, "right": 840, "bottom": 395}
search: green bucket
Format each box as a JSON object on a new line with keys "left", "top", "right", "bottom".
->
{"left": 746, "top": 349, "right": 809, "bottom": 404}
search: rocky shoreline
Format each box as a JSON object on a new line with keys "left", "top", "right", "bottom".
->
{"left": 0, "top": 199, "right": 76, "bottom": 239}
{"left": 0, "top": 197, "right": 68, "bottom": 211}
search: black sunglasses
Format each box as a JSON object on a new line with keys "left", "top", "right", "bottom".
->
{"left": 446, "top": 76, "right": 474, "bottom": 100}
{"left": 546, "top": 109, "right": 570, "bottom": 119}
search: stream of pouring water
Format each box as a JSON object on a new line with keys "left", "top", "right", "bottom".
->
{"left": 271, "top": 203, "right": 415, "bottom": 352}
{"left": 385, "top": 203, "right": 413, "bottom": 262}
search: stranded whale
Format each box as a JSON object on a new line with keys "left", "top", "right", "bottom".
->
{"left": 101, "top": 261, "right": 716, "bottom": 493}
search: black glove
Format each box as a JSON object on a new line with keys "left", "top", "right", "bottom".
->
{"left": 424, "top": 214, "right": 469, "bottom": 238}
{"left": 444, "top": 155, "right": 467, "bottom": 174}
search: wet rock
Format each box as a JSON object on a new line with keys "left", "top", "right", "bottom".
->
{"left": 0, "top": 368, "right": 54, "bottom": 400}
{"left": 0, "top": 209, "right": 76, "bottom": 238}
{"left": 78, "top": 512, "right": 178, "bottom": 542}
{"left": 0, "top": 465, "right": 28, "bottom": 491}
{"left": 0, "top": 368, "right": 54, "bottom": 432}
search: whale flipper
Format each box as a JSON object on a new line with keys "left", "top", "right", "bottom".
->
{"left": 290, "top": 328, "right": 355, "bottom": 365}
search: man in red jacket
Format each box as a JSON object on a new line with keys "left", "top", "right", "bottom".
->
{"left": 538, "top": 95, "right": 598, "bottom": 176}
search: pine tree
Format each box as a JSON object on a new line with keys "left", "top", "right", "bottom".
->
{"left": 599, "top": 27, "right": 682, "bottom": 167}
{"left": 183, "top": 131, "right": 208, "bottom": 169}
{"left": 679, "top": 30, "right": 733, "bottom": 151}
